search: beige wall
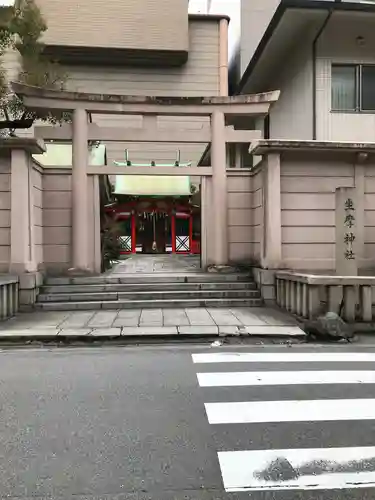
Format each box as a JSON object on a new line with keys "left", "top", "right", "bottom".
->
{"left": 32, "top": 165, "right": 43, "bottom": 266}
{"left": 36, "top": 0, "right": 188, "bottom": 53}
{"left": 227, "top": 170, "right": 263, "bottom": 264}
{"left": 42, "top": 173, "right": 71, "bottom": 273}
{"left": 365, "top": 164, "right": 375, "bottom": 266}
{"left": 0, "top": 154, "right": 11, "bottom": 273}
{"left": 280, "top": 153, "right": 356, "bottom": 271}
{"left": 269, "top": 43, "right": 313, "bottom": 140}
{"left": 316, "top": 14, "right": 375, "bottom": 141}
{"left": 42, "top": 172, "right": 97, "bottom": 274}
{"left": 0, "top": 152, "right": 98, "bottom": 276}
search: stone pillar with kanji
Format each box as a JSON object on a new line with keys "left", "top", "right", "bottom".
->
{"left": 335, "top": 187, "right": 358, "bottom": 276}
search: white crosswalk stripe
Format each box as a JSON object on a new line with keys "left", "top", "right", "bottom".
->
{"left": 192, "top": 352, "right": 375, "bottom": 364}
{"left": 192, "top": 350, "right": 375, "bottom": 493}
{"left": 197, "top": 370, "right": 375, "bottom": 386}
{"left": 205, "top": 398, "right": 375, "bottom": 424}
{"left": 218, "top": 447, "right": 375, "bottom": 492}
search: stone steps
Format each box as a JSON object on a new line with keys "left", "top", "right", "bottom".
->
{"left": 37, "top": 289, "right": 260, "bottom": 303}
{"left": 44, "top": 273, "right": 252, "bottom": 286}
{"left": 37, "top": 272, "right": 262, "bottom": 311}
{"left": 41, "top": 281, "right": 257, "bottom": 295}
{"left": 35, "top": 297, "right": 263, "bottom": 311}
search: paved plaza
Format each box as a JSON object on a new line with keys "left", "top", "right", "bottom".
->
{"left": 108, "top": 254, "right": 201, "bottom": 275}
{"left": 0, "top": 307, "right": 304, "bottom": 338}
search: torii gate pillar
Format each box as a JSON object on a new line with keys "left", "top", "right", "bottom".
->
{"left": 70, "top": 108, "right": 90, "bottom": 272}
{"left": 211, "top": 110, "right": 228, "bottom": 265}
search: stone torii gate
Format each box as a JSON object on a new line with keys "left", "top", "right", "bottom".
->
{"left": 12, "top": 83, "right": 279, "bottom": 273}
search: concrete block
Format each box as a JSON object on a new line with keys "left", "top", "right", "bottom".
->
{"left": 35, "top": 272, "right": 44, "bottom": 287}
{"left": 58, "top": 329, "right": 92, "bottom": 336}
{"left": 90, "top": 328, "right": 122, "bottom": 337}
{"left": 185, "top": 309, "right": 216, "bottom": 326}
{"left": 121, "top": 326, "right": 177, "bottom": 336}
{"left": 261, "top": 284, "right": 276, "bottom": 301}
{"left": 253, "top": 268, "right": 261, "bottom": 284}
{"left": 19, "top": 273, "right": 36, "bottom": 290}
{"left": 218, "top": 326, "right": 241, "bottom": 336}
{"left": 44, "top": 277, "right": 71, "bottom": 286}
{"left": 59, "top": 312, "right": 96, "bottom": 328}
{"left": 0, "top": 328, "right": 58, "bottom": 337}
{"left": 178, "top": 326, "right": 218, "bottom": 335}
{"left": 140, "top": 309, "right": 163, "bottom": 326}
{"left": 87, "top": 311, "right": 118, "bottom": 328}
{"left": 245, "top": 325, "right": 305, "bottom": 337}
{"left": 163, "top": 308, "right": 189, "bottom": 326}
{"left": 260, "top": 269, "right": 276, "bottom": 286}
{"left": 19, "top": 289, "right": 37, "bottom": 306}
{"left": 71, "top": 302, "right": 103, "bottom": 311}
{"left": 206, "top": 308, "right": 242, "bottom": 325}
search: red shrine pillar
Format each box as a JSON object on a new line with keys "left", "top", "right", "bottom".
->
{"left": 131, "top": 213, "right": 136, "bottom": 253}
{"left": 171, "top": 213, "right": 176, "bottom": 253}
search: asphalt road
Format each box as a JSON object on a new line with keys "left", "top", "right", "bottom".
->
{"left": 1, "top": 344, "right": 375, "bottom": 499}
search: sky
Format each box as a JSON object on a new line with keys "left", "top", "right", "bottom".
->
{"left": 189, "top": 0, "right": 240, "bottom": 60}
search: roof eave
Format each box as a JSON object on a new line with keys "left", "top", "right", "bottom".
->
{"left": 236, "top": 0, "right": 375, "bottom": 95}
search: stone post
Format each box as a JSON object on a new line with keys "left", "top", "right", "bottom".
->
{"left": 71, "top": 108, "right": 89, "bottom": 272}
{"left": 10, "top": 149, "right": 35, "bottom": 274}
{"left": 354, "top": 156, "right": 366, "bottom": 270}
{"left": 262, "top": 153, "right": 282, "bottom": 269}
{"left": 335, "top": 187, "right": 358, "bottom": 276}
{"left": 235, "top": 144, "right": 242, "bottom": 169}
{"left": 200, "top": 176, "right": 213, "bottom": 268}
{"left": 211, "top": 110, "right": 228, "bottom": 265}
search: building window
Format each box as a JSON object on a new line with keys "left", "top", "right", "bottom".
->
{"left": 361, "top": 66, "right": 375, "bottom": 111}
{"left": 332, "top": 64, "right": 375, "bottom": 112}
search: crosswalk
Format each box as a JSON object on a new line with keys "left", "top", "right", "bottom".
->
{"left": 192, "top": 350, "right": 375, "bottom": 493}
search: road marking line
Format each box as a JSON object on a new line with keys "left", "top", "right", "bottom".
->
{"left": 197, "top": 370, "right": 375, "bottom": 387}
{"left": 218, "top": 446, "right": 375, "bottom": 491}
{"left": 192, "top": 352, "right": 375, "bottom": 364}
{"left": 205, "top": 399, "right": 375, "bottom": 424}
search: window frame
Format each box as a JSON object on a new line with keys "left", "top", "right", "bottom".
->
{"left": 331, "top": 64, "right": 358, "bottom": 112}
{"left": 331, "top": 63, "right": 375, "bottom": 113}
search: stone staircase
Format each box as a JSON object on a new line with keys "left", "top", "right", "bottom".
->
{"left": 35, "top": 273, "right": 263, "bottom": 311}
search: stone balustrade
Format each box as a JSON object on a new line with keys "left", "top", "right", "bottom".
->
{"left": 0, "top": 276, "right": 19, "bottom": 321}
{"left": 275, "top": 272, "right": 375, "bottom": 323}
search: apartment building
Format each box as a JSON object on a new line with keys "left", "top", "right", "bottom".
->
{"left": 4, "top": 0, "right": 228, "bottom": 166}
{"left": 232, "top": 0, "right": 375, "bottom": 142}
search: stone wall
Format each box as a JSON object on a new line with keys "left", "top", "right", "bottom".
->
{"left": 32, "top": 164, "right": 44, "bottom": 267}
{"left": 42, "top": 172, "right": 72, "bottom": 273}
{"left": 42, "top": 171, "right": 99, "bottom": 275}
{"left": 280, "top": 153, "right": 356, "bottom": 271}
{"left": 365, "top": 163, "right": 375, "bottom": 269}
{"left": 227, "top": 169, "right": 263, "bottom": 264}
{"left": 0, "top": 154, "right": 11, "bottom": 273}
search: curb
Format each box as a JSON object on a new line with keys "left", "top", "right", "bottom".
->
{"left": 0, "top": 332, "right": 307, "bottom": 345}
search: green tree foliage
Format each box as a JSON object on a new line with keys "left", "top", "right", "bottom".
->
{"left": 0, "top": 0, "right": 67, "bottom": 134}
